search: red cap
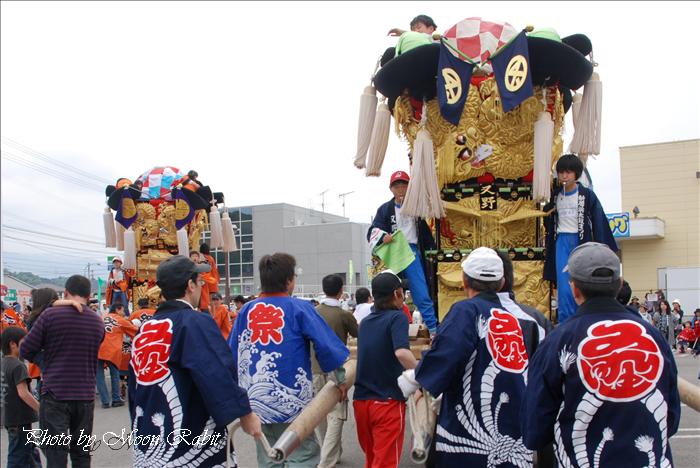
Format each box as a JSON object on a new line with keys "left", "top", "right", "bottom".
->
{"left": 389, "top": 170, "right": 410, "bottom": 187}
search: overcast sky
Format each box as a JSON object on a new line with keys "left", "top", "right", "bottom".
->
{"left": 2, "top": 1, "right": 698, "bottom": 279}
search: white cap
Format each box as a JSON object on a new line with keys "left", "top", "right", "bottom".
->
{"left": 672, "top": 298, "right": 681, "bottom": 305}
{"left": 461, "top": 247, "right": 503, "bottom": 281}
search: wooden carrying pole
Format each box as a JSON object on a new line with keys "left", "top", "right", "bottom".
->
{"left": 270, "top": 360, "right": 357, "bottom": 461}
{"left": 678, "top": 376, "right": 700, "bottom": 412}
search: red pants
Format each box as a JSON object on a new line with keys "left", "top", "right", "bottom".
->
{"left": 353, "top": 399, "right": 405, "bottom": 468}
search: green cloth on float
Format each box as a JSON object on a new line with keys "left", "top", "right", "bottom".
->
{"left": 373, "top": 230, "right": 415, "bottom": 274}
{"left": 396, "top": 31, "right": 433, "bottom": 55}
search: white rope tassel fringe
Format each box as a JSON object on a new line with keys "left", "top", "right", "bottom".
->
{"left": 123, "top": 229, "right": 137, "bottom": 270}
{"left": 177, "top": 228, "right": 190, "bottom": 257}
{"left": 569, "top": 72, "right": 602, "bottom": 158}
{"left": 365, "top": 102, "right": 391, "bottom": 177}
{"left": 221, "top": 210, "right": 238, "bottom": 253}
{"left": 103, "top": 207, "right": 116, "bottom": 248}
{"left": 402, "top": 120, "right": 445, "bottom": 219}
{"left": 209, "top": 205, "right": 223, "bottom": 250}
{"left": 533, "top": 110, "right": 555, "bottom": 203}
{"left": 115, "top": 221, "right": 125, "bottom": 251}
{"left": 354, "top": 86, "right": 378, "bottom": 169}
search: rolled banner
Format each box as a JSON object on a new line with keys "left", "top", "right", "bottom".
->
{"left": 271, "top": 360, "right": 357, "bottom": 461}
{"left": 354, "top": 85, "right": 378, "bottom": 169}
{"left": 103, "top": 207, "right": 116, "bottom": 248}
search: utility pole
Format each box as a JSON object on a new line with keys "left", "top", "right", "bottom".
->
{"left": 338, "top": 191, "right": 355, "bottom": 218}
{"left": 319, "top": 189, "right": 329, "bottom": 213}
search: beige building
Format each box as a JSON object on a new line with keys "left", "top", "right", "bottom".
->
{"left": 618, "top": 139, "right": 700, "bottom": 309}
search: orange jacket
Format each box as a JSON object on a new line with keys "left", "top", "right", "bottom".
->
{"left": 129, "top": 308, "right": 155, "bottom": 323}
{"left": 198, "top": 271, "right": 219, "bottom": 312}
{"left": 212, "top": 304, "right": 233, "bottom": 339}
{"left": 106, "top": 269, "right": 131, "bottom": 305}
{"left": 0, "top": 308, "right": 26, "bottom": 332}
{"left": 98, "top": 313, "right": 138, "bottom": 367}
{"left": 203, "top": 254, "right": 220, "bottom": 285}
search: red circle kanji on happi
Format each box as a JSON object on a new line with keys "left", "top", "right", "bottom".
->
{"left": 131, "top": 319, "right": 173, "bottom": 386}
{"left": 486, "top": 308, "right": 528, "bottom": 373}
{"left": 577, "top": 320, "right": 663, "bottom": 402}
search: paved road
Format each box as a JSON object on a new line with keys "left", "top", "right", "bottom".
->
{"left": 3, "top": 353, "right": 698, "bottom": 467}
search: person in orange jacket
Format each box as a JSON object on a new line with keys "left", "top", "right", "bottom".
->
{"left": 200, "top": 243, "right": 220, "bottom": 309}
{"left": 190, "top": 250, "right": 218, "bottom": 313}
{"left": 210, "top": 293, "right": 232, "bottom": 339}
{"left": 106, "top": 257, "right": 131, "bottom": 312}
{"left": 129, "top": 297, "right": 156, "bottom": 323}
{"left": 97, "top": 303, "right": 138, "bottom": 408}
{"left": 1, "top": 301, "right": 26, "bottom": 332}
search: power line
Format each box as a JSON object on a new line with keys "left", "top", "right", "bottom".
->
{"left": 3, "top": 212, "right": 103, "bottom": 241}
{"left": 1, "top": 252, "right": 98, "bottom": 267}
{"left": 2, "top": 151, "right": 105, "bottom": 192}
{"left": 2, "top": 235, "right": 114, "bottom": 255}
{"left": 1, "top": 137, "right": 112, "bottom": 185}
{"left": 3, "top": 241, "right": 107, "bottom": 261}
{"left": 2, "top": 225, "right": 105, "bottom": 246}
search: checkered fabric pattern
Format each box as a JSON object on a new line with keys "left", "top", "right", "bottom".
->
{"left": 137, "top": 166, "right": 184, "bottom": 200}
{"left": 443, "top": 18, "right": 518, "bottom": 64}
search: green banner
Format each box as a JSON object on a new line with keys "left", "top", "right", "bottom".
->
{"left": 373, "top": 230, "right": 415, "bottom": 274}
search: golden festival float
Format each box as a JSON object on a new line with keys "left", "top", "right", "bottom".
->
{"left": 102, "top": 167, "right": 236, "bottom": 308}
{"left": 355, "top": 17, "right": 604, "bottom": 320}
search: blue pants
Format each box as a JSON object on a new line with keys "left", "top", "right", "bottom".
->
{"left": 6, "top": 425, "right": 42, "bottom": 468}
{"left": 96, "top": 360, "right": 121, "bottom": 406}
{"left": 112, "top": 290, "right": 129, "bottom": 312}
{"left": 404, "top": 244, "right": 437, "bottom": 332}
{"left": 556, "top": 233, "right": 579, "bottom": 324}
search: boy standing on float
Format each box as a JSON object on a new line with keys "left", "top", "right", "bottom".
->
{"left": 368, "top": 170, "right": 438, "bottom": 334}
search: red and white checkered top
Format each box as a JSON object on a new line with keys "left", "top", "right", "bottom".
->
{"left": 443, "top": 18, "right": 518, "bottom": 64}
{"left": 137, "top": 166, "right": 184, "bottom": 200}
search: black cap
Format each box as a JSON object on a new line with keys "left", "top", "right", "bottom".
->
{"left": 371, "top": 270, "right": 402, "bottom": 300}
{"left": 156, "top": 255, "right": 210, "bottom": 289}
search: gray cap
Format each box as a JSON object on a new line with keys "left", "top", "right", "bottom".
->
{"left": 156, "top": 255, "right": 210, "bottom": 289}
{"left": 564, "top": 242, "right": 620, "bottom": 284}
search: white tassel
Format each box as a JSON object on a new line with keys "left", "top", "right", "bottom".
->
{"left": 209, "top": 205, "right": 223, "bottom": 250}
{"left": 123, "top": 229, "right": 137, "bottom": 270}
{"left": 533, "top": 111, "right": 555, "bottom": 203}
{"left": 221, "top": 210, "right": 238, "bottom": 253}
{"left": 115, "top": 221, "right": 125, "bottom": 251}
{"left": 569, "top": 72, "right": 602, "bottom": 158}
{"left": 354, "top": 86, "right": 378, "bottom": 169}
{"left": 177, "top": 229, "right": 189, "bottom": 256}
{"left": 103, "top": 207, "right": 116, "bottom": 248}
{"left": 402, "top": 119, "right": 445, "bottom": 220}
{"left": 365, "top": 102, "right": 391, "bottom": 177}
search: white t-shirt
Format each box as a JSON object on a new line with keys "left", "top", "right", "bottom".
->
{"left": 556, "top": 188, "right": 579, "bottom": 233}
{"left": 353, "top": 303, "right": 372, "bottom": 324}
{"left": 395, "top": 204, "right": 418, "bottom": 244}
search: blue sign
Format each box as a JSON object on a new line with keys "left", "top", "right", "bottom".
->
{"left": 607, "top": 212, "right": 630, "bottom": 238}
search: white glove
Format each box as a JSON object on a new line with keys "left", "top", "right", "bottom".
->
{"left": 132, "top": 319, "right": 142, "bottom": 328}
{"left": 397, "top": 369, "right": 419, "bottom": 399}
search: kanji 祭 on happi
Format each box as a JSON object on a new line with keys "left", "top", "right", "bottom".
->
{"left": 2, "top": 3, "right": 699, "bottom": 468}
